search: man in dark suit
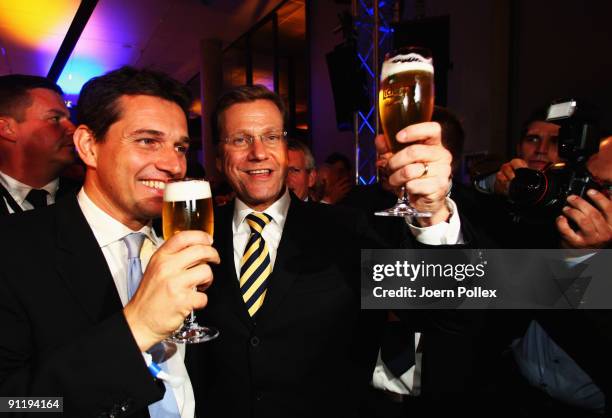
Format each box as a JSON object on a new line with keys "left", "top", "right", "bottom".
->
{"left": 0, "top": 75, "right": 80, "bottom": 215}
{"left": 0, "top": 67, "right": 218, "bottom": 417}
{"left": 193, "top": 85, "right": 462, "bottom": 418}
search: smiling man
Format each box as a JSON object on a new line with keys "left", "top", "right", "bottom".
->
{"left": 0, "top": 67, "right": 218, "bottom": 417}
{"left": 194, "top": 85, "right": 463, "bottom": 418}
{"left": 0, "top": 75, "right": 77, "bottom": 215}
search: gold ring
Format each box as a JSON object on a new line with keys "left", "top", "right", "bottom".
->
{"left": 420, "top": 162, "right": 429, "bottom": 178}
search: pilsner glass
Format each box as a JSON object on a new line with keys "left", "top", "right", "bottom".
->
{"left": 162, "top": 178, "right": 218, "bottom": 344}
{"left": 375, "top": 46, "right": 435, "bottom": 217}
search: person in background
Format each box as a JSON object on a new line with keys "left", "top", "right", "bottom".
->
{"left": 0, "top": 75, "right": 78, "bottom": 215}
{"left": 286, "top": 137, "right": 316, "bottom": 201}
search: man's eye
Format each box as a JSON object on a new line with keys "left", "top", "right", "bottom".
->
{"left": 289, "top": 167, "right": 300, "bottom": 174}
{"left": 138, "top": 138, "right": 156, "bottom": 145}
{"left": 176, "top": 145, "right": 189, "bottom": 154}
{"left": 232, "top": 137, "right": 248, "bottom": 146}
{"left": 266, "top": 135, "right": 281, "bottom": 142}
{"left": 525, "top": 135, "right": 540, "bottom": 143}
{"left": 49, "top": 116, "right": 61, "bottom": 123}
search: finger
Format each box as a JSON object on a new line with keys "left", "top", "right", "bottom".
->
{"left": 556, "top": 215, "right": 584, "bottom": 247}
{"left": 396, "top": 122, "right": 442, "bottom": 146}
{"left": 389, "top": 162, "right": 451, "bottom": 187}
{"left": 375, "top": 134, "right": 390, "bottom": 154}
{"left": 160, "top": 244, "right": 220, "bottom": 272}
{"left": 509, "top": 158, "right": 528, "bottom": 170}
{"left": 500, "top": 164, "right": 516, "bottom": 181}
{"left": 561, "top": 204, "right": 595, "bottom": 235}
{"left": 585, "top": 189, "right": 612, "bottom": 222}
{"left": 160, "top": 230, "right": 213, "bottom": 254}
{"left": 403, "top": 174, "right": 451, "bottom": 198}
{"left": 189, "top": 291, "right": 208, "bottom": 311}
{"left": 388, "top": 145, "right": 451, "bottom": 172}
{"left": 177, "top": 263, "right": 214, "bottom": 290}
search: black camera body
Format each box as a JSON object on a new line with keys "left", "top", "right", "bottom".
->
{"left": 508, "top": 99, "right": 601, "bottom": 221}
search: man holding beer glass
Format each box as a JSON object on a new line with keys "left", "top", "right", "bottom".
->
{"left": 0, "top": 67, "right": 218, "bottom": 417}
{"left": 192, "top": 80, "right": 461, "bottom": 418}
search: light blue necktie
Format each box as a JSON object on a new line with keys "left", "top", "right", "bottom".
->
{"left": 122, "top": 233, "right": 181, "bottom": 418}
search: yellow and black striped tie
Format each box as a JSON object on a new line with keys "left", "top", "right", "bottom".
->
{"left": 240, "top": 212, "right": 273, "bottom": 316}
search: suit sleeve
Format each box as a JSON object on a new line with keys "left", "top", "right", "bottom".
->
{"left": 0, "top": 273, "right": 163, "bottom": 417}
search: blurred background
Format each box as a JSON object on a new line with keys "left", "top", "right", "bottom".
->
{"left": 1, "top": 0, "right": 611, "bottom": 184}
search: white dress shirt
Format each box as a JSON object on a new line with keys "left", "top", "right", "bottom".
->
{"left": 0, "top": 170, "right": 58, "bottom": 213}
{"left": 372, "top": 197, "right": 464, "bottom": 395}
{"left": 77, "top": 189, "right": 194, "bottom": 418}
{"left": 232, "top": 189, "right": 291, "bottom": 279}
{"left": 231, "top": 188, "right": 464, "bottom": 396}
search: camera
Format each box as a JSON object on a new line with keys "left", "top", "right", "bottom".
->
{"left": 508, "top": 99, "right": 602, "bottom": 221}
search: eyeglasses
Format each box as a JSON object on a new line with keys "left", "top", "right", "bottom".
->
{"left": 221, "top": 130, "right": 287, "bottom": 149}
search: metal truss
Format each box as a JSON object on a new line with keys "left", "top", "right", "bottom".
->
{"left": 353, "top": 0, "right": 395, "bottom": 185}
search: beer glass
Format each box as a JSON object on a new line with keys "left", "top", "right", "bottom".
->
{"left": 375, "top": 46, "right": 435, "bottom": 217}
{"left": 162, "top": 178, "right": 218, "bottom": 343}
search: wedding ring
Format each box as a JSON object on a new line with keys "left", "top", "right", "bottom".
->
{"left": 420, "top": 162, "right": 429, "bottom": 178}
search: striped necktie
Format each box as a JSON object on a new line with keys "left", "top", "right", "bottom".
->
{"left": 240, "top": 212, "right": 273, "bottom": 317}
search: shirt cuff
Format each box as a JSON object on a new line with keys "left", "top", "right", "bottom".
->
{"left": 405, "top": 197, "right": 465, "bottom": 245}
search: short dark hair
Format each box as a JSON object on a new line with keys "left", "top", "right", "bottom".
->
{"left": 213, "top": 84, "right": 285, "bottom": 144}
{"left": 432, "top": 106, "right": 465, "bottom": 172}
{"left": 0, "top": 75, "right": 63, "bottom": 121}
{"left": 76, "top": 66, "right": 191, "bottom": 141}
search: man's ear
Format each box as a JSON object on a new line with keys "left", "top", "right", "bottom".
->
{"left": 308, "top": 169, "right": 316, "bottom": 188}
{"left": 0, "top": 117, "right": 18, "bottom": 142}
{"left": 73, "top": 125, "right": 99, "bottom": 168}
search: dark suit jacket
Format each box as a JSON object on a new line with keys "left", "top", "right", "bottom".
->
{"left": 192, "top": 193, "right": 486, "bottom": 417}
{"left": 0, "top": 176, "right": 81, "bottom": 216}
{"left": 0, "top": 196, "right": 163, "bottom": 417}
{"left": 341, "top": 183, "right": 494, "bottom": 412}
{"left": 193, "top": 195, "right": 384, "bottom": 418}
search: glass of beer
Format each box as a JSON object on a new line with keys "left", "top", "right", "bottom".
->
{"left": 162, "top": 178, "right": 218, "bottom": 344}
{"left": 375, "top": 46, "right": 435, "bottom": 217}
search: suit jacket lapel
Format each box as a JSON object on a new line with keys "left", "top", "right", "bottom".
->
{"left": 54, "top": 196, "right": 123, "bottom": 323}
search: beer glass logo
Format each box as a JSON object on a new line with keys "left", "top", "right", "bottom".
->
{"left": 381, "top": 53, "right": 433, "bottom": 100}
{"left": 390, "top": 53, "right": 432, "bottom": 65}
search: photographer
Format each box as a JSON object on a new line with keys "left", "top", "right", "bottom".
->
{"left": 557, "top": 135, "right": 612, "bottom": 249}
{"left": 475, "top": 108, "right": 562, "bottom": 196}
{"left": 475, "top": 100, "right": 610, "bottom": 249}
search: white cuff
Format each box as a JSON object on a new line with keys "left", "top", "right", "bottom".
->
{"left": 405, "top": 198, "right": 465, "bottom": 245}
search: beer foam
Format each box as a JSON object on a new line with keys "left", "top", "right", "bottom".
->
{"left": 381, "top": 54, "right": 434, "bottom": 81}
{"left": 164, "top": 179, "right": 211, "bottom": 201}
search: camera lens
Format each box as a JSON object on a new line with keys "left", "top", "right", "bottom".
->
{"left": 509, "top": 168, "right": 549, "bottom": 206}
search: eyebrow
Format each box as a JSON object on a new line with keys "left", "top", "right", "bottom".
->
{"left": 129, "top": 129, "right": 190, "bottom": 143}
{"left": 46, "top": 108, "right": 70, "bottom": 117}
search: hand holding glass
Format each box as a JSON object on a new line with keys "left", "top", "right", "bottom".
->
{"left": 162, "top": 178, "right": 218, "bottom": 343}
{"left": 375, "top": 46, "right": 435, "bottom": 217}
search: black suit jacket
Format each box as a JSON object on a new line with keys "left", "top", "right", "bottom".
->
{"left": 193, "top": 196, "right": 384, "bottom": 418}
{"left": 0, "top": 176, "right": 81, "bottom": 216}
{"left": 0, "top": 196, "right": 163, "bottom": 417}
{"left": 192, "top": 194, "right": 485, "bottom": 417}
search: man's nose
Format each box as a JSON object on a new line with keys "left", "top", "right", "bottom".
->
{"left": 157, "top": 146, "right": 185, "bottom": 176}
{"left": 248, "top": 137, "right": 269, "bottom": 160}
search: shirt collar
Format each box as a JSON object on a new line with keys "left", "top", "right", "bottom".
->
{"left": 77, "top": 188, "right": 159, "bottom": 248}
{"left": 233, "top": 188, "right": 291, "bottom": 232}
{"left": 0, "top": 170, "right": 59, "bottom": 204}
